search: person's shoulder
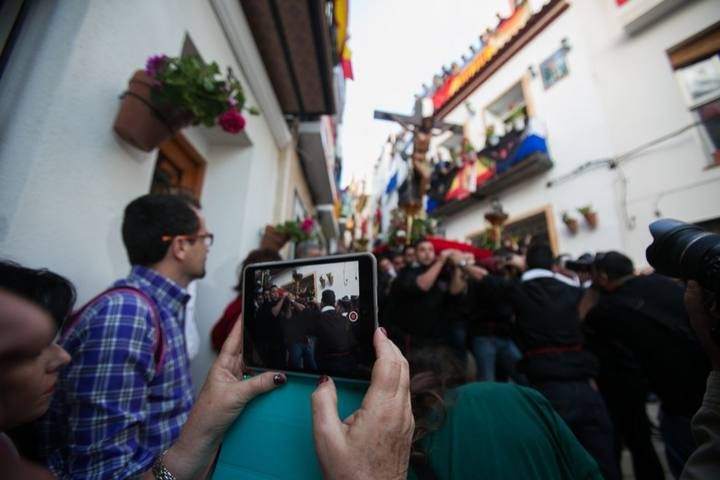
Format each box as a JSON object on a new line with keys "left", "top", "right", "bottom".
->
{"left": 81, "top": 287, "right": 156, "bottom": 331}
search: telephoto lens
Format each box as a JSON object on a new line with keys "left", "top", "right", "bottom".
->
{"left": 646, "top": 219, "right": 720, "bottom": 296}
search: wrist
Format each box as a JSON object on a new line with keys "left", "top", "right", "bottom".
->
{"left": 161, "top": 418, "right": 220, "bottom": 480}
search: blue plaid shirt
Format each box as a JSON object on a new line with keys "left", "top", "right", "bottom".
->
{"left": 39, "top": 266, "right": 194, "bottom": 479}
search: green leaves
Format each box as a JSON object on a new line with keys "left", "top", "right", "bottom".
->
{"left": 150, "top": 54, "right": 259, "bottom": 127}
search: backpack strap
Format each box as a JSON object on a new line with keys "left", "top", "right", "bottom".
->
{"left": 61, "top": 286, "right": 166, "bottom": 375}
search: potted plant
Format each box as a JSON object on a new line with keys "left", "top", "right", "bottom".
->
{"left": 484, "top": 200, "right": 509, "bottom": 226}
{"left": 113, "top": 54, "right": 258, "bottom": 152}
{"left": 507, "top": 104, "right": 527, "bottom": 132}
{"left": 275, "top": 217, "right": 316, "bottom": 242}
{"left": 260, "top": 225, "right": 290, "bottom": 251}
{"left": 485, "top": 125, "right": 500, "bottom": 147}
{"left": 577, "top": 205, "right": 598, "bottom": 229}
{"left": 562, "top": 212, "right": 579, "bottom": 235}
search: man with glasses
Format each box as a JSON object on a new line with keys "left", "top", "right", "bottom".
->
{"left": 39, "top": 193, "right": 213, "bottom": 479}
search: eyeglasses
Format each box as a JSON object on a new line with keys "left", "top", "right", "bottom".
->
{"left": 161, "top": 232, "right": 215, "bottom": 247}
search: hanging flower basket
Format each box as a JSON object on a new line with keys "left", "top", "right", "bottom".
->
{"left": 260, "top": 225, "right": 289, "bottom": 251}
{"left": 113, "top": 54, "right": 258, "bottom": 152}
{"left": 113, "top": 70, "right": 194, "bottom": 151}
{"left": 562, "top": 213, "right": 579, "bottom": 235}
{"left": 578, "top": 206, "right": 598, "bottom": 229}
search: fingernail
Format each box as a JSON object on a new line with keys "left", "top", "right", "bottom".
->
{"left": 317, "top": 375, "right": 329, "bottom": 385}
{"left": 379, "top": 326, "right": 388, "bottom": 337}
{"left": 273, "top": 373, "right": 287, "bottom": 385}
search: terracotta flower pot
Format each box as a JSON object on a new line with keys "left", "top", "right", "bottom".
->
{"left": 260, "top": 225, "right": 289, "bottom": 251}
{"left": 564, "top": 219, "right": 579, "bottom": 235}
{"left": 583, "top": 211, "right": 598, "bottom": 229}
{"left": 113, "top": 70, "right": 194, "bottom": 152}
{"left": 485, "top": 212, "right": 509, "bottom": 226}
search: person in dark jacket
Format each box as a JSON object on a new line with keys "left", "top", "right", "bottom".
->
{"left": 311, "top": 289, "right": 357, "bottom": 375}
{"left": 582, "top": 252, "right": 710, "bottom": 479}
{"left": 496, "top": 241, "right": 619, "bottom": 480}
{"left": 385, "top": 240, "right": 475, "bottom": 352}
{"left": 466, "top": 257, "right": 522, "bottom": 382}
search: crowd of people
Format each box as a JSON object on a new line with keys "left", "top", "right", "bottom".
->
{"left": 376, "top": 237, "right": 717, "bottom": 480}
{"left": 1, "top": 191, "right": 718, "bottom": 479}
{"left": 244, "top": 285, "right": 370, "bottom": 376}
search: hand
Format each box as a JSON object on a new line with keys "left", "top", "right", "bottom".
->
{"left": 187, "top": 315, "right": 286, "bottom": 439}
{"left": 311, "top": 328, "right": 414, "bottom": 480}
{"left": 685, "top": 281, "right": 720, "bottom": 370}
{"left": 449, "top": 250, "right": 466, "bottom": 266}
{"left": 157, "top": 315, "right": 286, "bottom": 479}
{"left": 463, "top": 253, "right": 476, "bottom": 266}
{"left": 507, "top": 253, "right": 526, "bottom": 271}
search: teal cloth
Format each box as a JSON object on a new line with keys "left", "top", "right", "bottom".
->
{"left": 409, "top": 382, "right": 603, "bottom": 480}
{"left": 212, "top": 375, "right": 366, "bottom": 479}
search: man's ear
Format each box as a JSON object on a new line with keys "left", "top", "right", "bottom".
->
{"left": 168, "top": 236, "right": 190, "bottom": 261}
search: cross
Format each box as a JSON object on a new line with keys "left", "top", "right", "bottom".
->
{"left": 374, "top": 98, "right": 464, "bottom": 213}
{"left": 373, "top": 98, "right": 464, "bottom": 135}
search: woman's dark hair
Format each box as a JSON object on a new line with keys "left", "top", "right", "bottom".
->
{"left": 0, "top": 260, "right": 76, "bottom": 326}
{"left": 121, "top": 193, "right": 201, "bottom": 267}
{"left": 233, "top": 248, "right": 282, "bottom": 292}
{"left": 408, "top": 346, "right": 466, "bottom": 450}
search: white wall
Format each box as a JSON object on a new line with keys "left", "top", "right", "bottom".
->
{"left": 437, "top": 0, "right": 720, "bottom": 265}
{"left": 0, "top": 0, "right": 283, "bottom": 390}
{"left": 441, "top": 1, "right": 623, "bottom": 256}
{"left": 578, "top": 0, "right": 720, "bottom": 265}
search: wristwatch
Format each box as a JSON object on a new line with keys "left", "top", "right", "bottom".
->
{"left": 152, "top": 451, "right": 177, "bottom": 480}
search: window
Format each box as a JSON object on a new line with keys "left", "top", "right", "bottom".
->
{"left": 669, "top": 22, "right": 720, "bottom": 166}
{"left": 482, "top": 76, "right": 535, "bottom": 141}
{"left": 149, "top": 134, "right": 206, "bottom": 199}
{"left": 502, "top": 206, "right": 559, "bottom": 255}
{"left": 465, "top": 205, "right": 559, "bottom": 254}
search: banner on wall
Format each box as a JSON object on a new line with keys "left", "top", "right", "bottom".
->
{"left": 431, "top": 2, "right": 531, "bottom": 110}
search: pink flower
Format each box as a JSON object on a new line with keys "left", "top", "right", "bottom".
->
{"left": 218, "top": 107, "right": 246, "bottom": 133}
{"left": 145, "top": 55, "right": 168, "bottom": 77}
{"left": 301, "top": 218, "right": 314, "bottom": 233}
{"left": 228, "top": 96, "right": 238, "bottom": 107}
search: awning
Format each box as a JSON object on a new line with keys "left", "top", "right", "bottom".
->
{"left": 298, "top": 120, "right": 337, "bottom": 206}
{"left": 240, "top": 0, "right": 336, "bottom": 117}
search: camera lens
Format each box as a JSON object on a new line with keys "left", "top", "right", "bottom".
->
{"left": 646, "top": 219, "right": 720, "bottom": 292}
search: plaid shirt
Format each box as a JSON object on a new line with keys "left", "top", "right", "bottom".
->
{"left": 39, "top": 266, "right": 194, "bottom": 479}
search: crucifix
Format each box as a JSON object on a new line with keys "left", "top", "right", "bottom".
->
{"left": 374, "top": 98, "right": 463, "bottom": 214}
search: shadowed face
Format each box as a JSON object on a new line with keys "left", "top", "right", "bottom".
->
{"left": 0, "top": 290, "right": 71, "bottom": 430}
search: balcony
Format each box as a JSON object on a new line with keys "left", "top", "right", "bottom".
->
{"left": 428, "top": 120, "right": 553, "bottom": 218}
